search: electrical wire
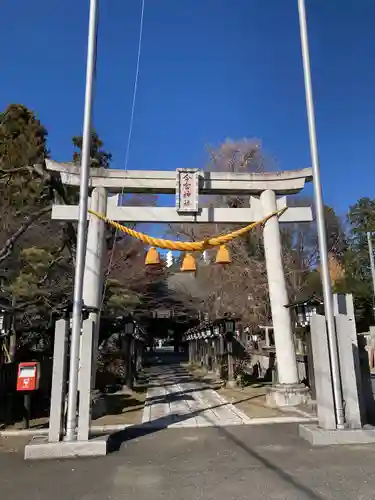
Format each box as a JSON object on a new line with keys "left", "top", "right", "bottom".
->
{"left": 123, "top": 0, "right": 145, "bottom": 174}
{"left": 100, "top": 0, "right": 145, "bottom": 312}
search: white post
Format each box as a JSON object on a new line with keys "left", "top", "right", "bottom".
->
{"left": 77, "top": 318, "right": 95, "bottom": 441}
{"left": 260, "top": 189, "right": 299, "bottom": 386}
{"left": 48, "top": 319, "right": 69, "bottom": 443}
{"left": 297, "top": 0, "right": 344, "bottom": 427}
{"left": 367, "top": 232, "right": 375, "bottom": 320}
{"left": 65, "top": 0, "right": 98, "bottom": 442}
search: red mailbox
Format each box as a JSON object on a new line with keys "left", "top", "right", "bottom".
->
{"left": 16, "top": 362, "right": 40, "bottom": 391}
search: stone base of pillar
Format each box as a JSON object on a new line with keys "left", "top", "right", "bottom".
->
{"left": 24, "top": 435, "right": 109, "bottom": 460}
{"left": 266, "top": 383, "right": 310, "bottom": 408}
{"left": 226, "top": 379, "right": 237, "bottom": 389}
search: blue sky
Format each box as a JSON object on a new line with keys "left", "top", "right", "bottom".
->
{"left": 1, "top": 0, "right": 375, "bottom": 216}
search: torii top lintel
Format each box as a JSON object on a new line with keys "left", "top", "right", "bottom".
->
{"left": 46, "top": 159, "right": 312, "bottom": 196}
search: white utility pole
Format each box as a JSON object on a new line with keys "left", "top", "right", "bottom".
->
{"left": 66, "top": 0, "right": 99, "bottom": 442}
{"left": 297, "top": 0, "right": 345, "bottom": 428}
{"left": 367, "top": 232, "right": 375, "bottom": 318}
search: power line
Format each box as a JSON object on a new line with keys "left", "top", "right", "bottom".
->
{"left": 124, "top": 0, "right": 145, "bottom": 173}
{"left": 100, "top": 0, "right": 145, "bottom": 313}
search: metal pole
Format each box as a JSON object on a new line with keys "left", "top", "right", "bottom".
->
{"left": 297, "top": 0, "right": 345, "bottom": 429}
{"left": 65, "top": 0, "right": 98, "bottom": 442}
{"left": 367, "top": 232, "right": 375, "bottom": 317}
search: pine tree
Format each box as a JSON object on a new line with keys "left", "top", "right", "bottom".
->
{"left": 72, "top": 130, "right": 112, "bottom": 168}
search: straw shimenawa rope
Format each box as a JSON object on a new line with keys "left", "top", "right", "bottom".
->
{"left": 88, "top": 207, "right": 287, "bottom": 251}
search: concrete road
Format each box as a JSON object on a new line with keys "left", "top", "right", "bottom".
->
{"left": 2, "top": 424, "right": 375, "bottom": 499}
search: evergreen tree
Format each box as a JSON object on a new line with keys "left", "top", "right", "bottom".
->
{"left": 72, "top": 130, "right": 112, "bottom": 168}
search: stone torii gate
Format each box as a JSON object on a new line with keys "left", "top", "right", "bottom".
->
{"left": 47, "top": 159, "right": 313, "bottom": 410}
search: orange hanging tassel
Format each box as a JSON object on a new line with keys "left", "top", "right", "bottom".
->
{"left": 215, "top": 245, "right": 231, "bottom": 265}
{"left": 181, "top": 253, "right": 196, "bottom": 272}
{"left": 145, "top": 247, "right": 161, "bottom": 266}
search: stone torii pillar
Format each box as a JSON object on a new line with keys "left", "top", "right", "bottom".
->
{"left": 78, "top": 187, "right": 107, "bottom": 440}
{"left": 83, "top": 187, "right": 107, "bottom": 330}
{"left": 253, "top": 191, "right": 309, "bottom": 406}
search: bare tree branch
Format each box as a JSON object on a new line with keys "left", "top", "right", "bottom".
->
{"left": 0, "top": 205, "right": 51, "bottom": 262}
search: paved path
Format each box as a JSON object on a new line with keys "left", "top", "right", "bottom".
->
{"left": 142, "top": 364, "right": 252, "bottom": 427}
{"left": 2, "top": 424, "right": 375, "bottom": 499}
